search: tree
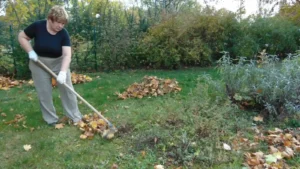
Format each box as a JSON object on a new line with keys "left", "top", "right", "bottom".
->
{"left": 258, "top": 0, "right": 300, "bottom": 15}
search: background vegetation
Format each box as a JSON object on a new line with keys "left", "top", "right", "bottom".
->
{"left": 1, "top": 0, "right": 300, "bottom": 168}
{"left": 1, "top": 0, "right": 300, "bottom": 76}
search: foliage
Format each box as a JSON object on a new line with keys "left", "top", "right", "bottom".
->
{"left": 140, "top": 9, "right": 231, "bottom": 69}
{"left": 248, "top": 16, "right": 300, "bottom": 58}
{"left": 278, "top": 3, "right": 300, "bottom": 26}
{"left": 1, "top": 0, "right": 300, "bottom": 77}
{"left": 0, "top": 22, "right": 14, "bottom": 76}
{"left": 1, "top": 0, "right": 61, "bottom": 29}
{"left": 218, "top": 53, "right": 300, "bottom": 120}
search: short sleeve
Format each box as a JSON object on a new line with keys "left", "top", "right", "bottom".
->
{"left": 24, "top": 22, "right": 37, "bottom": 39}
{"left": 62, "top": 29, "right": 71, "bottom": 46}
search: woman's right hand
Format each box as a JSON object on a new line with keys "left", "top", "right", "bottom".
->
{"left": 28, "top": 50, "right": 38, "bottom": 62}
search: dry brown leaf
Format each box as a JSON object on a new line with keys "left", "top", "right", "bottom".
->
{"left": 284, "top": 146, "right": 294, "bottom": 158}
{"left": 110, "top": 163, "right": 119, "bottom": 169}
{"left": 253, "top": 115, "right": 263, "bottom": 122}
{"left": 269, "top": 146, "right": 279, "bottom": 154}
{"left": 55, "top": 123, "right": 64, "bottom": 129}
{"left": 30, "top": 127, "right": 35, "bottom": 132}
{"left": 80, "top": 134, "right": 87, "bottom": 139}
{"left": 268, "top": 128, "right": 283, "bottom": 134}
{"left": 28, "top": 79, "right": 34, "bottom": 85}
{"left": 90, "top": 121, "right": 98, "bottom": 130}
{"left": 84, "top": 131, "right": 94, "bottom": 139}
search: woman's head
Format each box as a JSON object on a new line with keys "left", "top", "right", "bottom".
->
{"left": 47, "top": 5, "right": 69, "bottom": 24}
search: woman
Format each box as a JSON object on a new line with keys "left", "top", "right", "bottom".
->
{"left": 18, "top": 5, "right": 82, "bottom": 126}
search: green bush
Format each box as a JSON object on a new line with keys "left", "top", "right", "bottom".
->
{"left": 248, "top": 16, "right": 300, "bottom": 58}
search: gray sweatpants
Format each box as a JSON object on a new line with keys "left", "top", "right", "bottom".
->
{"left": 29, "top": 56, "right": 82, "bottom": 124}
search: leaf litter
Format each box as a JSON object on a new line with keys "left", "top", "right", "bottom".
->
{"left": 76, "top": 113, "right": 112, "bottom": 140}
{"left": 0, "top": 76, "right": 25, "bottom": 90}
{"left": 116, "top": 76, "right": 181, "bottom": 99}
{"left": 1, "top": 73, "right": 92, "bottom": 90}
{"left": 51, "top": 72, "right": 92, "bottom": 87}
{"left": 240, "top": 127, "right": 300, "bottom": 169}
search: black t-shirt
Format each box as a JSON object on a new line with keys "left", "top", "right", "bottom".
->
{"left": 24, "top": 20, "right": 71, "bottom": 58}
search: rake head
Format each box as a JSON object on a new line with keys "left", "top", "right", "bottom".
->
{"left": 102, "top": 125, "right": 118, "bottom": 139}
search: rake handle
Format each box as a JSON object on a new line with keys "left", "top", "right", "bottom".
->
{"left": 36, "top": 60, "right": 113, "bottom": 127}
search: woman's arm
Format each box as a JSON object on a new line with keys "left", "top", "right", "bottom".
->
{"left": 60, "top": 46, "right": 72, "bottom": 72}
{"left": 18, "top": 31, "right": 33, "bottom": 53}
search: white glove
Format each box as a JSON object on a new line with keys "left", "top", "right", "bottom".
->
{"left": 28, "top": 50, "right": 38, "bottom": 62}
{"left": 57, "top": 71, "right": 67, "bottom": 84}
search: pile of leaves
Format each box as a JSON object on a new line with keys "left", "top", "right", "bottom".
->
{"left": 0, "top": 76, "right": 25, "bottom": 90}
{"left": 51, "top": 72, "right": 92, "bottom": 86}
{"left": 242, "top": 127, "right": 300, "bottom": 169}
{"left": 76, "top": 113, "right": 109, "bottom": 140}
{"left": 117, "top": 76, "right": 181, "bottom": 99}
{"left": 71, "top": 72, "right": 92, "bottom": 84}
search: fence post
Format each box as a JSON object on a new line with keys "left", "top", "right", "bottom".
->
{"left": 9, "top": 25, "right": 17, "bottom": 76}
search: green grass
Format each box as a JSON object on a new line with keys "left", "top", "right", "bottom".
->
{"left": 0, "top": 67, "right": 299, "bottom": 169}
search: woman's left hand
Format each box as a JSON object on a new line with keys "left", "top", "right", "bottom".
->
{"left": 57, "top": 71, "right": 67, "bottom": 84}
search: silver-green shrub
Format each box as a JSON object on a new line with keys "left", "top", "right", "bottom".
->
{"left": 218, "top": 52, "right": 300, "bottom": 118}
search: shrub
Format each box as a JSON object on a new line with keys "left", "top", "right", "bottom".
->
{"left": 218, "top": 53, "right": 300, "bottom": 120}
{"left": 140, "top": 12, "right": 224, "bottom": 69}
{"left": 248, "top": 16, "right": 300, "bottom": 58}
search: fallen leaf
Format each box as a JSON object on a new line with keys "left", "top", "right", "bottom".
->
{"left": 265, "top": 154, "right": 277, "bottom": 164}
{"left": 28, "top": 80, "right": 34, "bottom": 85}
{"left": 253, "top": 115, "right": 263, "bottom": 122}
{"left": 90, "top": 121, "right": 98, "bottom": 129}
{"left": 141, "top": 150, "right": 146, "bottom": 157}
{"left": 223, "top": 143, "right": 231, "bottom": 151}
{"left": 23, "top": 144, "right": 32, "bottom": 151}
{"left": 110, "top": 163, "right": 118, "bottom": 169}
{"left": 55, "top": 123, "right": 64, "bottom": 129}
{"left": 102, "top": 130, "right": 114, "bottom": 139}
{"left": 245, "top": 152, "right": 261, "bottom": 166}
{"left": 273, "top": 152, "right": 283, "bottom": 160}
{"left": 154, "top": 165, "right": 164, "bottom": 169}
{"left": 284, "top": 146, "right": 294, "bottom": 158}
{"left": 80, "top": 134, "right": 87, "bottom": 139}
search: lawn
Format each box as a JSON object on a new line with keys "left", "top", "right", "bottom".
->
{"left": 0, "top": 67, "right": 299, "bottom": 169}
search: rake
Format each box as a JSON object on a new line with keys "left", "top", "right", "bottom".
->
{"left": 36, "top": 60, "right": 117, "bottom": 139}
